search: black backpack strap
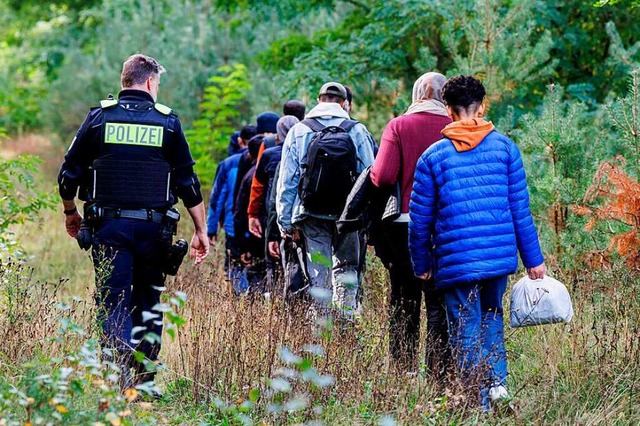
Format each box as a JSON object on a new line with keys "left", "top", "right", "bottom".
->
{"left": 301, "top": 118, "right": 327, "bottom": 133}
{"left": 339, "top": 119, "right": 358, "bottom": 132}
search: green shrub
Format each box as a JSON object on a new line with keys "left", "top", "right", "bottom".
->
{"left": 185, "top": 63, "right": 251, "bottom": 189}
{"left": 0, "top": 154, "right": 56, "bottom": 256}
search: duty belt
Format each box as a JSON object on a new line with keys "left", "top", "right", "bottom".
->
{"left": 102, "top": 208, "right": 164, "bottom": 224}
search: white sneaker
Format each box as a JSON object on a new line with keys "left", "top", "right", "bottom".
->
{"left": 488, "top": 384, "right": 516, "bottom": 414}
{"left": 488, "top": 385, "right": 509, "bottom": 402}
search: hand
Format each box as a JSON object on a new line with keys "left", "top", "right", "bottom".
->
{"left": 281, "top": 229, "right": 300, "bottom": 242}
{"left": 248, "top": 217, "right": 263, "bottom": 238}
{"left": 209, "top": 234, "right": 217, "bottom": 245}
{"left": 416, "top": 270, "right": 432, "bottom": 281}
{"left": 189, "top": 231, "right": 209, "bottom": 266}
{"left": 268, "top": 241, "right": 280, "bottom": 259}
{"left": 186, "top": 202, "right": 209, "bottom": 265}
{"left": 526, "top": 263, "right": 547, "bottom": 280}
{"left": 65, "top": 211, "right": 83, "bottom": 238}
{"left": 240, "top": 252, "right": 252, "bottom": 265}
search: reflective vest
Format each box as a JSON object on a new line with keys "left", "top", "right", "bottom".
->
{"left": 91, "top": 98, "right": 175, "bottom": 210}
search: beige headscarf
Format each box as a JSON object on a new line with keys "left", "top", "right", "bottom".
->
{"left": 405, "top": 72, "right": 448, "bottom": 116}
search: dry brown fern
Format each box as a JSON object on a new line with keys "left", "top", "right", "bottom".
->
{"left": 571, "top": 156, "right": 640, "bottom": 269}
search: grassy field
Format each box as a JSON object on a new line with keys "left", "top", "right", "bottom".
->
{"left": 1, "top": 136, "right": 640, "bottom": 425}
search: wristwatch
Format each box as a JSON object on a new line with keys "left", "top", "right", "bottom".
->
{"left": 64, "top": 206, "right": 78, "bottom": 216}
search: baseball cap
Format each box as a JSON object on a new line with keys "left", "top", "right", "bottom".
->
{"left": 318, "top": 82, "right": 347, "bottom": 100}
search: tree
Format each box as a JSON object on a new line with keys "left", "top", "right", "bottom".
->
{"left": 438, "top": 0, "right": 556, "bottom": 118}
{"left": 605, "top": 21, "right": 640, "bottom": 97}
{"left": 246, "top": 0, "right": 558, "bottom": 135}
{"left": 604, "top": 69, "right": 640, "bottom": 176}
{"left": 0, "top": 0, "right": 282, "bottom": 139}
{"left": 515, "top": 85, "right": 598, "bottom": 256}
{"left": 536, "top": 1, "right": 640, "bottom": 103}
{"left": 570, "top": 70, "right": 640, "bottom": 270}
{"left": 185, "top": 64, "right": 251, "bottom": 189}
{"left": 573, "top": 157, "right": 640, "bottom": 270}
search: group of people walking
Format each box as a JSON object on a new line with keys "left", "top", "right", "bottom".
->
{"left": 59, "top": 53, "right": 546, "bottom": 410}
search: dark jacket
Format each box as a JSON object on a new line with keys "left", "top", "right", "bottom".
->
{"left": 58, "top": 90, "right": 202, "bottom": 209}
{"left": 255, "top": 144, "right": 283, "bottom": 220}
{"left": 207, "top": 148, "right": 247, "bottom": 238}
{"left": 337, "top": 166, "right": 399, "bottom": 235}
{"left": 234, "top": 165, "right": 263, "bottom": 256}
{"left": 266, "top": 163, "right": 282, "bottom": 243}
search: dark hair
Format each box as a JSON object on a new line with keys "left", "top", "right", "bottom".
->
{"left": 442, "top": 75, "right": 486, "bottom": 115}
{"left": 121, "top": 54, "right": 164, "bottom": 88}
{"left": 318, "top": 94, "right": 344, "bottom": 104}
{"left": 283, "top": 100, "right": 306, "bottom": 121}
{"left": 344, "top": 86, "right": 353, "bottom": 104}
{"left": 227, "top": 130, "right": 241, "bottom": 156}
{"left": 240, "top": 125, "right": 258, "bottom": 141}
{"left": 247, "top": 134, "right": 265, "bottom": 159}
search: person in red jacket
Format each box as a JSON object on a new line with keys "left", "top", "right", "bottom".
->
{"left": 371, "top": 72, "right": 451, "bottom": 374}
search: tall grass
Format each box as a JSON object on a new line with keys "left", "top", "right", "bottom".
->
{"left": 152, "top": 253, "right": 640, "bottom": 424}
{"left": 2, "top": 135, "right": 640, "bottom": 424}
{"left": 6, "top": 235, "right": 639, "bottom": 424}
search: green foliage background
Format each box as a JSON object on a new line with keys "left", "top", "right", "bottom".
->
{"left": 0, "top": 0, "right": 638, "bottom": 250}
{"left": 0, "top": 0, "right": 639, "bottom": 260}
{"left": 2, "top": 1, "right": 640, "bottom": 424}
{"left": 185, "top": 63, "right": 252, "bottom": 188}
{"left": 2, "top": 0, "right": 638, "bottom": 134}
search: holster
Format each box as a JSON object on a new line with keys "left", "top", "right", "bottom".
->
{"left": 157, "top": 208, "right": 187, "bottom": 275}
{"left": 76, "top": 203, "right": 103, "bottom": 251}
{"left": 84, "top": 203, "right": 104, "bottom": 225}
{"left": 158, "top": 208, "right": 180, "bottom": 248}
{"left": 76, "top": 220, "right": 93, "bottom": 251}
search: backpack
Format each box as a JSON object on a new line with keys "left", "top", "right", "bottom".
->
{"left": 299, "top": 118, "right": 358, "bottom": 216}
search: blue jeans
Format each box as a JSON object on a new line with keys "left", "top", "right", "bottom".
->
{"left": 92, "top": 218, "right": 164, "bottom": 369}
{"left": 443, "top": 275, "right": 508, "bottom": 406}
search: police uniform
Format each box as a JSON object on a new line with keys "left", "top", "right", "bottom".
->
{"left": 58, "top": 89, "right": 202, "bottom": 382}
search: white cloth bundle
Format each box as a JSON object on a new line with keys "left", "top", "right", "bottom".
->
{"left": 510, "top": 275, "right": 574, "bottom": 327}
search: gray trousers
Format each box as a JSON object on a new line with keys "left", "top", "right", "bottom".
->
{"left": 300, "top": 217, "right": 360, "bottom": 316}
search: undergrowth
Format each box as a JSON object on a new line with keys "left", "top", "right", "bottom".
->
{"left": 2, "top": 241, "right": 639, "bottom": 425}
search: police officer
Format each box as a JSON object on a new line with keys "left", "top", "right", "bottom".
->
{"left": 58, "top": 54, "right": 209, "bottom": 395}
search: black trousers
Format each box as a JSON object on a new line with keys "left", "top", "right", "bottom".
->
{"left": 378, "top": 222, "right": 449, "bottom": 374}
{"left": 91, "top": 217, "right": 164, "bottom": 383}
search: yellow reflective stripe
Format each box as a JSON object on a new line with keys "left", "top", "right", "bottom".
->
{"left": 100, "top": 99, "right": 118, "bottom": 108}
{"left": 104, "top": 123, "right": 163, "bottom": 147}
{"left": 154, "top": 103, "right": 172, "bottom": 115}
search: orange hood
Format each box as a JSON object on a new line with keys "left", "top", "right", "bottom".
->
{"left": 442, "top": 118, "right": 495, "bottom": 152}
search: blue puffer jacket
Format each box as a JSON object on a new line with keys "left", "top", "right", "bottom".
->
{"left": 207, "top": 148, "right": 247, "bottom": 238}
{"left": 408, "top": 130, "right": 544, "bottom": 288}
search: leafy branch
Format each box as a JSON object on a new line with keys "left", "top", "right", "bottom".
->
{"left": 572, "top": 156, "right": 640, "bottom": 269}
{"left": 0, "top": 155, "right": 57, "bottom": 256}
{"left": 594, "top": 0, "right": 640, "bottom": 7}
{"left": 185, "top": 63, "right": 251, "bottom": 189}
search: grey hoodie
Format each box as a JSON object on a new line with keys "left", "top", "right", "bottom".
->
{"left": 276, "top": 102, "right": 376, "bottom": 232}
